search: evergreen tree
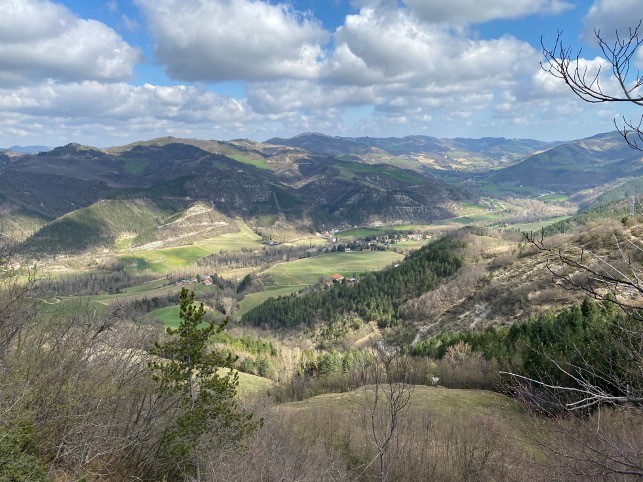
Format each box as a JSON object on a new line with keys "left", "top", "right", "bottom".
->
{"left": 149, "top": 288, "right": 259, "bottom": 481}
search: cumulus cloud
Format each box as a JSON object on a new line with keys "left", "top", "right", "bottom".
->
{"left": 403, "top": 0, "right": 573, "bottom": 25}
{"left": 135, "top": 0, "right": 329, "bottom": 82}
{"left": 583, "top": 0, "right": 643, "bottom": 43}
{"left": 0, "top": 0, "right": 141, "bottom": 86}
{"left": 0, "top": 80, "right": 259, "bottom": 145}
{"left": 0, "top": 81, "right": 249, "bottom": 123}
{"left": 328, "top": 8, "right": 536, "bottom": 91}
{"left": 246, "top": 80, "right": 378, "bottom": 114}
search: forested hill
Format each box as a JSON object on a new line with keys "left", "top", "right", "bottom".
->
{"left": 242, "top": 237, "right": 463, "bottom": 328}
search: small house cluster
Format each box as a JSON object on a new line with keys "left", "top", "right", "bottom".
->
{"left": 325, "top": 273, "right": 358, "bottom": 287}
{"left": 320, "top": 228, "right": 340, "bottom": 242}
{"left": 175, "top": 275, "right": 216, "bottom": 286}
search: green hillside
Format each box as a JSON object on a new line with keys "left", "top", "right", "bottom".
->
{"left": 243, "top": 237, "right": 462, "bottom": 328}
{"left": 263, "top": 250, "right": 404, "bottom": 286}
{"left": 487, "top": 132, "right": 642, "bottom": 195}
{"left": 21, "top": 199, "right": 167, "bottom": 253}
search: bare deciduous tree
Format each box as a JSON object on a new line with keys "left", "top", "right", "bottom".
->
{"left": 526, "top": 228, "right": 643, "bottom": 320}
{"left": 542, "top": 21, "right": 643, "bottom": 149}
{"left": 357, "top": 345, "right": 414, "bottom": 482}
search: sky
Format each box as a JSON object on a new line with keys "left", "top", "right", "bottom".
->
{"left": 0, "top": 0, "right": 642, "bottom": 147}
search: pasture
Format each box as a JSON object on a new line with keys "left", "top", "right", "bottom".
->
{"left": 227, "top": 154, "right": 269, "bottom": 170}
{"left": 122, "top": 220, "right": 262, "bottom": 273}
{"left": 151, "top": 303, "right": 223, "bottom": 329}
{"left": 506, "top": 215, "right": 572, "bottom": 232}
{"left": 263, "top": 250, "right": 404, "bottom": 286}
{"left": 236, "top": 285, "right": 304, "bottom": 320}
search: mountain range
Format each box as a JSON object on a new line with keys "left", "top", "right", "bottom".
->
{"left": 1, "top": 130, "right": 640, "bottom": 253}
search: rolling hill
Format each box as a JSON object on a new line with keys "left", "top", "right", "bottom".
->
{"left": 3, "top": 140, "right": 472, "bottom": 253}
{"left": 487, "top": 131, "right": 643, "bottom": 194}
{"left": 4, "top": 131, "right": 639, "bottom": 254}
{"left": 267, "top": 132, "right": 556, "bottom": 170}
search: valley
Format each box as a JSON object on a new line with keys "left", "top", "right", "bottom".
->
{"left": 2, "top": 131, "right": 642, "bottom": 481}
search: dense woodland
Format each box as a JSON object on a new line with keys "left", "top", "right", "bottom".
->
{"left": 242, "top": 237, "right": 463, "bottom": 328}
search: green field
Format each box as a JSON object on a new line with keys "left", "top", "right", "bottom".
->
{"left": 337, "top": 224, "right": 429, "bottom": 239}
{"left": 336, "top": 162, "right": 426, "bottom": 185}
{"left": 263, "top": 251, "right": 404, "bottom": 286}
{"left": 151, "top": 305, "right": 185, "bottom": 328}
{"left": 282, "top": 237, "right": 328, "bottom": 247}
{"left": 122, "top": 220, "right": 262, "bottom": 273}
{"left": 123, "top": 245, "right": 211, "bottom": 273}
{"left": 219, "top": 368, "right": 274, "bottom": 397}
{"left": 395, "top": 239, "right": 430, "bottom": 250}
{"left": 450, "top": 212, "right": 505, "bottom": 224}
{"left": 194, "top": 221, "right": 262, "bottom": 253}
{"left": 507, "top": 215, "right": 573, "bottom": 232}
{"left": 227, "top": 154, "right": 268, "bottom": 170}
{"left": 337, "top": 227, "right": 390, "bottom": 238}
{"left": 151, "top": 303, "right": 224, "bottom": 329}
{"left": 112, "top": 156, "right": 150, "bottom": 175}
{"left": 236, "top": 285, "right": 304, "bottom": 319}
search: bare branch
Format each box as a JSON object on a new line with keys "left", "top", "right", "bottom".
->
{"left": 542, "top": 21, "right": 643, "bottom": 150}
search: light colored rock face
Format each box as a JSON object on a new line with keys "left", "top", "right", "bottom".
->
{"left": 135, "top": 202, "right": 239, "bottom": 250}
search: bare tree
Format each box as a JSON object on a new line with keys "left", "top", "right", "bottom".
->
{"left": 522, "top": 23, "right": 643, "bottom": 464}
{"left": 526, "top": 228, "right": 643, "bottom": 320}
{"left": 0, "top": 244, "right": 38, "bottom": 357}
{"left": 357, "top": 345, "right": 414, "bottom": 482}
{"left": 542, "top": 21, "right": 643, "bottom": 149}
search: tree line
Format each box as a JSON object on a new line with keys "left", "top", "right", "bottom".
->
{"left": 242, "top": 237, "right": 463, "bottom": 329}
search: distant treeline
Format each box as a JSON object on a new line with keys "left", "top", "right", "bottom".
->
{"left": 38, "top": 271, "right": 160, "bottom": 297}
{"left": 242, "top": 237, "right": 463, "bottom": 328}
{"left": 196, "top": 244, "right": 316, "bottom": 271}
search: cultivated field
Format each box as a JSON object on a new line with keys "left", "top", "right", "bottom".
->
{"left": 263, "top": 250, "right": 404, "bottom": 286}
{"left": 236, "top": 285, "right": 304, "bottom": 319}
{"left": 122, "top": 220, "right": 263, "bottom": 273}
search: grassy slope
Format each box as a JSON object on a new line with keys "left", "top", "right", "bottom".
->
{"left": 122, "top": 220, "right": 262, "bottom": 273}
{"left": 0, "top": 207, "right": 49, "bottom": 242}
{"left": 151, "top": 304, "right": 225, "bottom": 329}
{"left": 220, "top": 368, "right": 275, "bottom": 397}
{"left": 237, "top": 250, "right": 404, "bottom": 319}
{"left": 263, "top": 250, "right": 404, "bottom": 286}
{"left": 194, "top": 220, "right": 262, "bottom": 252}
{"left": 227, "top": 154, "right": 269, "bottom": 170}
{"left": 280, "top": 386, "right": 527, "bottom": 426}
{"left": 236, "top": 286, "right": 304, "bottom": 319}
{"left": 276, "top": 385, "right": 535, "bottom": 464}
{"left": 22, "top": 199, "right": 166, "bottom": 253}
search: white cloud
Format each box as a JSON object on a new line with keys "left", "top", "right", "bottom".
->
{"left": 583, "top": 0, "right": 643, "bottom": 43}
{"left": 0, "top": 81, "right": 259, "bottom": 146}
{"left": 403, "top": 0, "right": 573, "bottom": 25}
{"left": 0, "top": 81, "right": 249, "bottom": 123}
{"left": 135, "top": 0, "right": 329, "bottom": 82}
{"left": 0, "top": 0, "right": 141, "bottom": 86}
{"left": 246, "top": 80, "right": 378, "bottom": 114}
{"left": 327, "top": 8, "right": 536, "bottom": 92}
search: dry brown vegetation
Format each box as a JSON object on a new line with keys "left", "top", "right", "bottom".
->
{"left": 204, "top": 385, "right": 536, "bottom": 482}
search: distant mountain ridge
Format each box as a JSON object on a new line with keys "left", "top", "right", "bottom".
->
{"left": 2, "top": 130, "right": 639, "bottom": 254}
{"left": 1, "top": 145, "right": 51, "bottom": 154}
{"left": 2, "top": 139, "right": 469, "bottom": 253}
{"left": 266, "top": 132, "right": 558, "bottom": 170}
{"left": 486, "top": 131, "right": 643, "bottom": 194}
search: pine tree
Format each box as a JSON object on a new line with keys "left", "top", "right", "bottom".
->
{"left": 149, "top": 288, "right": 259, "bottom": 481}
